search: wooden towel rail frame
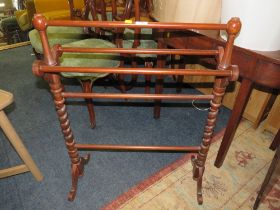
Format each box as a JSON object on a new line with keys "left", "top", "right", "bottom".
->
{"left": 32, "top": 14, "right": 241, "bottom": 204}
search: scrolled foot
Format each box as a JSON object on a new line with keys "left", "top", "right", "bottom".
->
{"left": 191, "top": 155, "right": 199, "bottom": 180}
{"left": 197, "top": 192, "right": 203, "bottom": 205}
{"left": 197, "top": 176, "right": 203, "bottom": 205}
{"left": 68, "top": 164, "right": 79, "bottom": 201}
{"left": 78, "top": 154, "right": 90, "bottom": 177}
{"left": 68, "top": 189, "right": 77, "bottom": 201}
{"left": 90, "top": 121, "right": 96, "bottom": 129}
{"left": 67, "top": 155, "right": 90, "bottom": 201}
{"left": 191, "top": 156, "right": 204, "bottom": 204}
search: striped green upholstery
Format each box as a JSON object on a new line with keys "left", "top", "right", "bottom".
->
{"left": 123, "top": 28, "right": 157, "bottom": 58}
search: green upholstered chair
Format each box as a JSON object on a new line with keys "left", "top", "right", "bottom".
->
{"left": 120, "top": 27, "right": 157, "bottom": 93}
{"left": 29, "top": 17, "right": 120, "bottom": 128}
{"left": 93, "top": 0, "right": 157, "bottom": 93}
{"left": 29, "top": 26, "right": 89, "bottom": 57}
{"left": 59, "top": 38, "right": 120, "bottom": 128}
{"left": 33, "top": 0, "right": 85, "bottom": 20}
{"left": 29, "top": 0, "right": 89, "bottom": 56}
{"left": 15, "top": 0, "right": 36, "bottom": 32}
{"left": 28, "top": 2, "right": 123, "bottom": 128}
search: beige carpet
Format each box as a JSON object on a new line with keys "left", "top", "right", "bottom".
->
{"left": 102, "top": 120, "right": 280, "bottom": 210}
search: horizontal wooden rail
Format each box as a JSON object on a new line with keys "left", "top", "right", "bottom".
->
{"left": 48, "top": 20, "right": 228, "bottom": 31}
{"left": 0, "top": 164, "right": 29, "bottom": 178}
{"left": 75, "top": 144, "right": 201, "bottom": 152}
{"left": 59, "top": 47, "right": 220, "bottom": 56}
{"left": 39, "top": 66, "right": 232, "bottom": 77}
{"left": 62, "top": 92, "right": 214, "bottom": 100}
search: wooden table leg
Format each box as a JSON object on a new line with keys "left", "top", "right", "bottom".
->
{"left": 253, "top": 140, "right": 280, "bottom": 210}
{"left": 214, "top": 78, "right": 254, "bottom": 168}
{"left": 270, "top": 129, "right": 280, "bottom": 151}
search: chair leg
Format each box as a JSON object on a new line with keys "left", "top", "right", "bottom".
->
{"left": 154, "top": 75, "right": 164, "bottom": 119}
{"left": 118, "top": 56, "right": 138, "bottom": 92}
{"left": 154, "top": 55, "right": 166, "bottom": 119}
{"left": 118, "top": 74, "right": 127, "bottom": 93}
{"left": 0, "top": 110, "right": 43, "bottom": 181}
{"left": 118, "top": 58, "right": 127, "bottom": 93}
{"left": 176, "top": 75, "right": 184, "bottom": 93}
{"left": 176, "top": 55, "right": 186, "bottom": 93}
{"left": 81, "top": 80, "right": 96, "bottom": 128}
{"left": 144, "top": 61, "right": 153, "bottom": 94}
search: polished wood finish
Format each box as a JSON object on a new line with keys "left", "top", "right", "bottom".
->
{"left": 32, "top": 14, "right": 240, "bottom": 203}
{"left": 161, "top": 29, "right": 280, "bottom": 168}
{"left": 38, "top": 65, "right": 234, "bottom": 77}
{"left": 46, "top": 19, "right": 229, "bottom": 30}
{"left": 62, "top": 92, "right": 214, "bottom": 100}
{"left": 48, "top": 73, "right": 90, "bottom": 201}
{"left": 182, "top": 66, "right": 277, "bottom": 128}
{"left": 59, "top": 47, "right": 220, "bottom": 55}
{"left": 264, "top": 95, "right": 280, "bottom": 135}
{"left": 253, "top": 131, "right": 280, "bottom": 210}
{"left": 76, "top": 144, "right": 201, "bottom": 152}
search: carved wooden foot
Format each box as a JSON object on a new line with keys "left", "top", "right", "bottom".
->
{"left": 68, "top": 154, "right": 90, "bottom": 201}
{"left": 196, "top": 175, "right": 203, "bottom": 204}
{"left": 191, "top": 156, "right": 204, "bottom": 205}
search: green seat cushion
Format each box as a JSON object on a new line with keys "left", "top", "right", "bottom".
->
{"left": 29, "top": 26, "right": 88, "bottom": 54}
{"left": 60, "top": 38, "right": 120, "bottom": 81}
{"left": 123, "top": 28, "right": 157, "bottom": 58}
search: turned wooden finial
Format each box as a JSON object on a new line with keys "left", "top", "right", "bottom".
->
{"left": 33, "top": 14, "right": 48, "bottom": 31}
{"left": 226, "top": 17, "right": 242, "bottom": 36}
{"left": 229, "top": 65, "right": 239, "bottom": 81}
{"left": 32, "top": 60, "right": 44, "bottom": 77}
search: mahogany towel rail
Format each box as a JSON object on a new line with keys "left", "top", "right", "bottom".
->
{"left": 32, "top": 14, "right": 241, "bottom": 204}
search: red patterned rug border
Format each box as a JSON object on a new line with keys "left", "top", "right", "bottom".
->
{"left": 102, "top": 128, "right": 225, "bottom": 210}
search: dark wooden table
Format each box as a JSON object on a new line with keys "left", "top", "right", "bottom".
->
{"left": 163, "top": 30, "right": 280, "bottom": 167}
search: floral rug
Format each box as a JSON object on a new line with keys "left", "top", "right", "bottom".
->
{"left": 102, "top": 120, "right": 280, "bottom": 210}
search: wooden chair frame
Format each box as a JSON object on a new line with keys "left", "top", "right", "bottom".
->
{"left": 88, "top": 0, "right": 155, "bottom": 93}
{"left": 32, "top": 14, "right": 241, "bottom": 203}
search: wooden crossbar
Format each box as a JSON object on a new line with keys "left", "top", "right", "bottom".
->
{"left": 38, "top": 66, "right": 233, "bottom": 77}
{"left": 62, "top": 92, "right": 214, "bottom": 100}
{"left": 59, "top": 47, "right": 220, "bottom": 56}
{"left": 47, "top": 20, "right": 228, "bottom": 31}
{"left": 0, "top": 164, "right": 29, "bottom": 178}
{"left": 75, "top": 144, "right": 201, "bottom": 152}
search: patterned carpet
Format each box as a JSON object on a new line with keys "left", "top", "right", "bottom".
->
{"left": 103, "top": 120, "right": 280, "bottom": 210}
